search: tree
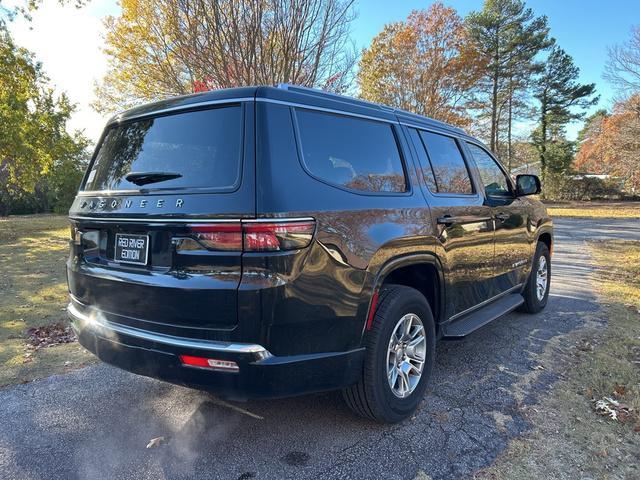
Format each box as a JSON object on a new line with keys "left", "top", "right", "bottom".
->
{"left": 0, "top": 25, "right": 88, "bottom": 215}
{"left": 357, "top": 3, "right": 484, "bottom": 127}
{"left": 532, "top": 46, "right": 598, "bottom": 179}
{"left": 575, "top": 95, "right": 640, "bottom": 193}
{"left": 604, "top": 25, "right": 640, "bottom": 97}
{"left": 95, "top": 0, "right": 357, "bottom": 113}
{"left": 466, "top": 0, "right": 552, "bottom": 156}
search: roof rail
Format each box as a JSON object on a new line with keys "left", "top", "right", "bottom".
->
{"left": 276, "top": 84, "right": 395, "bottom": 112}
{"left": 276, "top": 83, "right": 465, "bottom": 134}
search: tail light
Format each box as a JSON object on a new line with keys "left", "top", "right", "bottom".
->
{"left": 188, "top": 224, "right": 243, "bottom": 251}
{"left": 181, "top": 219, "right": 315, "bottom": 252}
{"left": 243, "top": 221, "right": 315, "bottom": 251}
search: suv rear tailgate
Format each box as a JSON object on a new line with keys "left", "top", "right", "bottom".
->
{"left": 68, "top": 101, "right": 255, "bottom": 336}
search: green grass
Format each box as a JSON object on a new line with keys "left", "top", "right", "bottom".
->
{"left": 0, "top": 215, "right": 94, "bottom": 387}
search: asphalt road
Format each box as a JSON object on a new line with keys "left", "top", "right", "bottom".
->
{"left": 1, "top": 217, "right": 639, "bottom": 480}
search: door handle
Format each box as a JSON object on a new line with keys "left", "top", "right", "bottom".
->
{"left": 494, "top": 212, "right": 510, "bottom": 222}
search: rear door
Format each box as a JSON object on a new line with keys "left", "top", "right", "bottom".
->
{"left": 464, "top": 142, "right": 531, "bottom": 293}
{"left": 406, "top": 128, "right": 495, "bottom": 319}
{"left": 68, "top": 102, "right": 255, "bottom": 336}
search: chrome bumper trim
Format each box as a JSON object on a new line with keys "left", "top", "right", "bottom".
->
{"left": 67, "top": 302, "right": 271, "bottom": 357}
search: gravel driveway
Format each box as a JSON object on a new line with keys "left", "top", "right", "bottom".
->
{"left": 1, "top": 217, "right": 638, "bottom": 480}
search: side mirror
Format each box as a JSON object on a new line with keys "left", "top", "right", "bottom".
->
{"left": 516, "top": 174, "right": 541, "bottom": 196}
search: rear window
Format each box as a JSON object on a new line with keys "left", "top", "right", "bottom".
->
{"left": 83, "top": 105, "right": 243, "bottom": 192}
{"left": 295, "top": 109, "right": 406, "bottom": 193}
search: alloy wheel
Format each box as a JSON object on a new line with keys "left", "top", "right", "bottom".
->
{"left": 386, "top": 313, "right": 427, "bottom": 398}
{"left": 536, "top": 255, "right": 549, "bottom": 301}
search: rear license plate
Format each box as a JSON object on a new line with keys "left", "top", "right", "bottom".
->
{"left": 115, "top": 233, "right": 149, "bottom": 265}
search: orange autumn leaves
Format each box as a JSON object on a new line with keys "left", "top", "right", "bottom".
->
{"left": 575, "top": 95, "right": 640, "bottom": 192}
{"left": 357, "top": 3, "right": 485, "bottom": 128}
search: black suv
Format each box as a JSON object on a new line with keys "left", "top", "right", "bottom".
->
{"left": 67, "top": 85, "right": 553, "bottom": 423}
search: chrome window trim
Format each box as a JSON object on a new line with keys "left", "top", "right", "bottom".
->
{"left": 399, "top": 121, "right": 470, "bottom": 138}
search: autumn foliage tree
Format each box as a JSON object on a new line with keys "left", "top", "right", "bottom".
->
{"left": 357, "top": 2, "right": 484, "bottom": 127}
{"left": 574, "top": 95, "right": 640, "bottom": 193}
{"left": 95, "top": 0, "right": 357, "bottom": 113}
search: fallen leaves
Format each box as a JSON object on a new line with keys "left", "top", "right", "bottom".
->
{"left": 146, "top": 436, "right": 167, "bottom": 449}
{"left": 25, "top": 322, "right": 75, "bottom": 349}
{"left": 593, "top": 396, "right": 634, "bottom": 424}
{"left": 576, "top": 340, "right": 595, "bottom": 352}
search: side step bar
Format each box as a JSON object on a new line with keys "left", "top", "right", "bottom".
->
{"left": 442, "top": 293, "right": 525, "bottom": 338}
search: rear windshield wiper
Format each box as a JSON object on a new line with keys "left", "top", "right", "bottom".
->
{"left": 125, "top": 171, "right": 183, "bottom": 186}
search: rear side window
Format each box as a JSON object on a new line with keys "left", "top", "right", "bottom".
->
{"left": 418, "top": 131, "right": 473, "bottom": 194}
{"left": 407, "top": 128, "right": 438, "bottom": 192}
{"left": 295, "top": 109, "right": 406, "bottom": 193}
{"left": 83, "top": 105, "right": 243, "bottom": 192}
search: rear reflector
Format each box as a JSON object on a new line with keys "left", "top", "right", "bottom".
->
{"left": 365, "top": 290, "right": 380, "bottom": 331}
{"left": 179, "top": 355, "right": 239, "bottom": 373}
{"left": 183, "top": 220, "right": 315, "bottom": 252}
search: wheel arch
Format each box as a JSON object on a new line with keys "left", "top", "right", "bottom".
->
{"left": 363, "top": 253, "right": 445, "bottom": 339}
{"left": 536, "top": 229, "right": 553, "bottom": 255}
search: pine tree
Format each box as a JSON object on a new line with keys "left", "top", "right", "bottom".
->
{"left": 532, "top": 46, "right": 598, "bottom": 178}
{"left": 466, "top": 0, "right": 552, "bottom": 159}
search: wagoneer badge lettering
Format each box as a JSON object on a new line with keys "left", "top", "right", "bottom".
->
{"left": 79, "top": 198, "right": 184, "bottom": 210}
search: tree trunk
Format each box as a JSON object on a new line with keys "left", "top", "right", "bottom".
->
{"left": 507, "top": 77, "right": 513, "bottom": 171}
{"left": 540, "top": 92, "right": 548, "bottom": 181}
{"left": 490, "top": 69, "right": 499, "bottom": 152}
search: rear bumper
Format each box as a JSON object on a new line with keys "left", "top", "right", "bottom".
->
{"left": 67, "top": 301, "right": 364, "bottom": 400}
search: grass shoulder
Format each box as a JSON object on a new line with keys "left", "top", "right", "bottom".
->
{"left": 0, "top": 215, "right": 95, "bottom": 387}
{"left": 546, "top": 201, "right": 640, "bottom": 218}
{"left": 476, "top": 239, "right": 640, "bottom": 479}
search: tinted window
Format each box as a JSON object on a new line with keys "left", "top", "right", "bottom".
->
{"left": 83, "top": 105, "right": 243, "bottom": 191}
{"left": 466, "top": 143, "right": 511, "bottom": 197}
{"left": 295, "top": 109, "right": 406, "bottom": 193}
{"left": 418, "top": 131, "right": 473, "bottom": 194}
{"left": 407, "top": 128, "right": 438, "bottom": 192}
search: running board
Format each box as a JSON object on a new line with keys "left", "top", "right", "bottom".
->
{"left": 442, "top": 293, "right": 524, "bottom": 339}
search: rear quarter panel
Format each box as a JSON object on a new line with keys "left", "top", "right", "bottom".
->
{"left": 252, "top": 101, "right": 437, "bottom": 355}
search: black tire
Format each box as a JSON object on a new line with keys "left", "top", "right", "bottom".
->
{"left": 342, "top": 285, "right": 436, "bottom": 423}
{"left": 520, "top": 242, "right": 551, "bottom": 313}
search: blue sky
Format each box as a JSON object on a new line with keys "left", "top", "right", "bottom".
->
{"left": 8, "top": 0, "right": 639, "bottom": 143}
{"left": 351, "top": 0, "right": 640, "bottom": 137}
